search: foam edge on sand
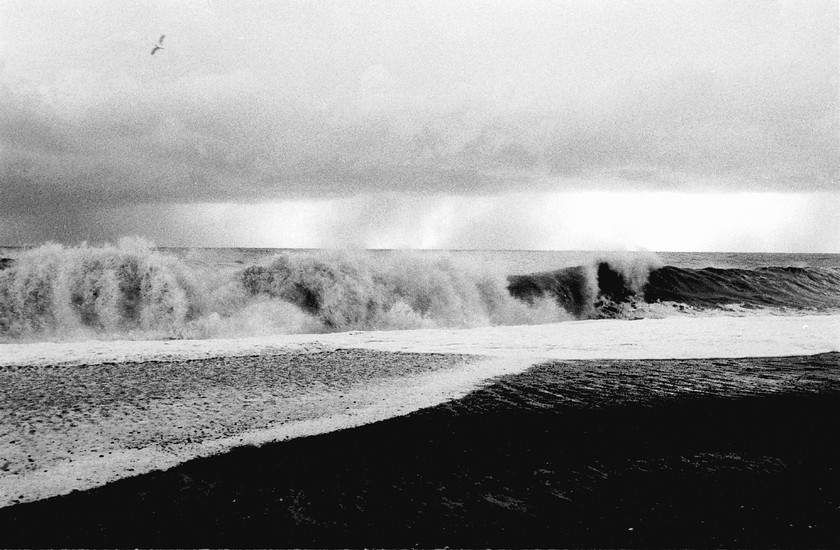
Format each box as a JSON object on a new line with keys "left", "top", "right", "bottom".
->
{"left": 0, "top": 354, "right": 537, "bottom": 508}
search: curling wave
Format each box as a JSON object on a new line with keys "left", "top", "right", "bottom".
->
{"left": 2, "top": 241, "right": 838, "bottom": 342}
{"left": 508, "top": 260, "right": 840, "bottom": 319}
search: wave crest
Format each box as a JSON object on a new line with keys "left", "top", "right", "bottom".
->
{"left": 4, "top": 241, "right": 837, "bottom": 342}
{"left": 0, "top": 238, "right": 202, "bottom": 340}
{"left": 508, "top": 255, "right": 840, "bottom": 319}
{"left": 240, "top": 252, "right": 564, "bottom": 331}
{"left": 0, "top": 243, "right": 565, "bottom": 342}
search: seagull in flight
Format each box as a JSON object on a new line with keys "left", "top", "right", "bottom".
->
{"left": 150, "top": 34, "right": 165, "bottom": 55}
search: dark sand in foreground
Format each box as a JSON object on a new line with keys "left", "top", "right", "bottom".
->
{"left": 2, "top": 352, "right": 839, "bottom": 548}
{"left": 0, "top": 349, "right": 489, "bottom": 506}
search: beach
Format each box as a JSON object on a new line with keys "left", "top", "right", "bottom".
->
{"left": 1, "top": 314, "right": 839, "bottom": 546}
{"left": 1, "top": 351, "right": 838, "bottom": 547}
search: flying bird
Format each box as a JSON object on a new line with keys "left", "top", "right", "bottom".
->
{"left": 150, "top": 34, "right": 165, "bottom": 55}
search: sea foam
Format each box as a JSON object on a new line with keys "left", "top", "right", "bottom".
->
{"left": 0, "top": 240, "right": 564, "bottom": 342}
{"left": 3, "top": 240, "right": 839, "bottom": 343}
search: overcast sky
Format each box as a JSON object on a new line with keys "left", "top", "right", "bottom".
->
{"left": 1, "top": 0, "right": 838, "bottom": 250}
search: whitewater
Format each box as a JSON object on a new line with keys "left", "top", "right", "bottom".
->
{"left": 2, "top": 314, "right": 838, "bottom": 367}
{"left": 2, "top": 240, "right": 839, "bottom": 509}
{"left": 2, "top": 239, "right": 840, "bottom": 343}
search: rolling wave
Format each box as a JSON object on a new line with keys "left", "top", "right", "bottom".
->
{"left": 2, "top": 241, "right": 839, "bottom": 342}
{"left": 508, "top": 261, "right": 840, "bottom": 319}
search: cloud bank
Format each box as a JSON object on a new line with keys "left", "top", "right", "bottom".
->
{"left": 1, "top": 0, "right": 837, "bottom": 217}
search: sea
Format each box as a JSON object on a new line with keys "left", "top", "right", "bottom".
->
{"left": 2, "top": 242, "right": 840, "bottom": 546}
{"left": 1, "top": 240, "right": 839, "bottom": 343}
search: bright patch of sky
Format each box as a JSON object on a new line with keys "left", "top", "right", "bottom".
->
{"left": 2, "top": 192, "right": 837, "bottom": 252}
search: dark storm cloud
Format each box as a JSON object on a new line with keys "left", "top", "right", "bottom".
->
{"left": 3, "top": 61, "right": 836, "bottom": 216}
{"left": 1, "top": 0, "right": 837, "bottom": 216}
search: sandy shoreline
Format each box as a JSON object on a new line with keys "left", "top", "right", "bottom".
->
{"left": 3, "top": 352, "right": 839, "bottom": 547}
{"left": 2, "top": 314, "right": 838, "bottom": 509}
{"left": 1, "top": 350, "right": 536, "bottom": 508}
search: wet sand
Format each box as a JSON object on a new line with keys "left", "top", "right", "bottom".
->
{"left": 5, "top": 314, "right": 835, "bottom": 510}
{"left": 3, "top": 349, "right": 539, "bottom": 507}
{"left": 2, "top": 352, "right": 839, "bottom": 548}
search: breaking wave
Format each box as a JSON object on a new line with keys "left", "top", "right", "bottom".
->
{"left": 2, "top": 241, "right": 839, "bottom": 342}
{"left": 508, "top": 259, "right": 840, "bottom": 319}
{"left": 0, "top": 240, "right": 563, "bottom": 342}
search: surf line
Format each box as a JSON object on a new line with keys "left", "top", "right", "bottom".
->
{"left": 0, "top": 354, "right": 538, "bottom": 508}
